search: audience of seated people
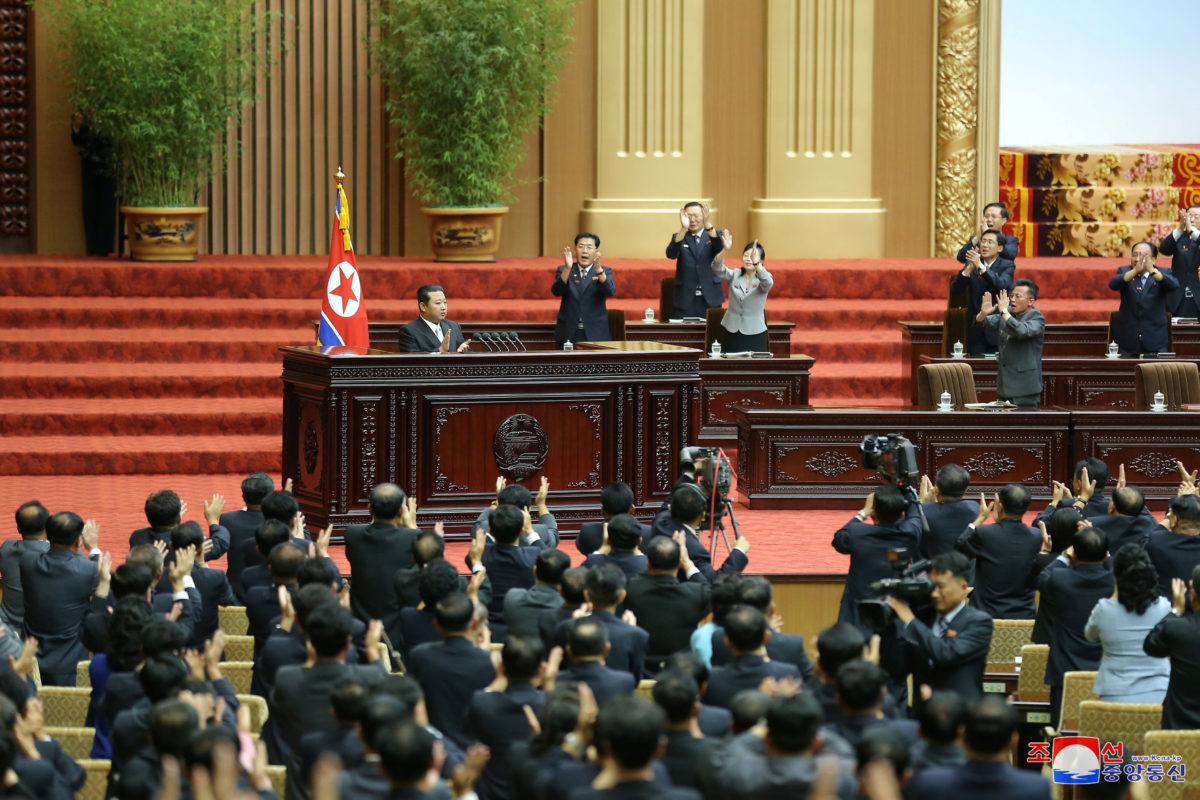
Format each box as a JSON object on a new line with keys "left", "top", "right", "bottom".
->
{"left": 13, "top": 456, "right": 1200, "bottom": 799}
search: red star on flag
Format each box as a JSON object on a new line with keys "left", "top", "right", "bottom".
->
{"left": 329, "top": 266, "right": 358, "bottom": 312}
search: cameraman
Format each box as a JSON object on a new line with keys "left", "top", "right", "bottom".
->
{"left": 832, "top": 486, "right": 922, "bottom": 630}
{"left": 885, "top": 552, "right": 994, "bottom": 706}
{"left": 652, "top": 485, "right": 749, "bottom": 581}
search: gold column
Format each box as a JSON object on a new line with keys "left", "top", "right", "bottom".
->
{"left": 580, "top": 0, "right": 711, "bottom": 257}
{"left": 748, "top": 0, "right": 884, "bottom": 258}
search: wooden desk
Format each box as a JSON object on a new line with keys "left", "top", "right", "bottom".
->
{"left": 280, "top": 344, "right": 700, "bottom": 537}
{"left": 901, "top": 320, "right": 1200, "bottom": 404}
{"left": 1070, "top": 408, "right": 1200, "bottom": 501}
{"left": 732, "top": 406, "right": 1069, "bottom": 509}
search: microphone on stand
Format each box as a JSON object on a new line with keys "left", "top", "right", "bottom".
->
{"left": 508, "top": 331, "right": 528, "bottom": 351}
{"left": 494, "top": 332, "right": 514, "bottom": 351}
{"left": 476, "top": 332, "right": 496, "bottom": 351}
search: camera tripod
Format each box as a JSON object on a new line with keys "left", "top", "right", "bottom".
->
{"left": 707, "top": 493, "right": 741, "bottom": 557}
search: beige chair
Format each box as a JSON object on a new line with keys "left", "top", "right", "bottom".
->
{"left": 1016, "top": 644, "right": 1050, "bottom": 702}
{"left": 237, "top": 694, "right": 269, "bottom": 735}
{"left": 219, "top": 605, "right": 250, "bottom": 636}
{"left": 266, "top": 765, "right": 287, "bottom": 798}
{"left": 917, "top": 361, "right": 979, "bottom": 408}
{"left": 224, "top": 634, "right": 255, "bottom": 663}
{"left": 1078, "top": 700, "right": 1163, "bottom": 756}
{"left": 606, "top": 308, "right": 627, "bottom": 341}
{"left": 76, "top": 660, "right": 92, "bottom": 688}
{"left": 987, "top": 619, "right": 1034, "bottom": 667}
{"left": 1143, "top": 729, "right": 1200, "bottom": 799}
{"left": 45, "top": 726, "right": 95, "bottom": 760}
{"left": 221, "top": 661, "right": 255, "bottom": 694}
{"left": 635, "top": 679, "right": 656, "bottom": 701}
{"left": 40, "top": 686, "right": 92, "bottom": 728}
{"left": 1058, "top": 670, "right": 1100, "bottom": 733}
{"left": 1135, "top": 361, "right": 1200, "bottom": 408}
{"left": 77, "top": 759, "right": 110, "bottom": 800}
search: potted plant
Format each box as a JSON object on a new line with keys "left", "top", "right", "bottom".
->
{"left": 45, "top": 0, "right": 277, "bottom": 261}
{"left": 372, "top": 0, "right": 576, "bottom": 261}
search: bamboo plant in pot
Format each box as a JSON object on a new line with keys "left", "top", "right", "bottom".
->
{"left": 46, "top": 0, "right": 277, "bottom": 261}
{"left": 372, "top": 0, "right": 576, "bottom": 261}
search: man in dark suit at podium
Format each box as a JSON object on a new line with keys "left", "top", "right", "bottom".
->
{"left": 553, "top": 233, "right": 616, "bottom": 346}
{"left": 1160, "top": 206, "right": 1200, "bottom": 318}
{"left": 666, "top": 202, "right": 724, "bottom": 318}
{"left": 397, "top": 285, "right": 469, "bottom": 353}
{"left": 952, "top": 229, "right": 1015, "bottom": 355}
{"left": 1110, "top": 241, "right": 1178, "bottom": 356}
{"left": 978, "top": 279, "right": 1044, "bottom": 407}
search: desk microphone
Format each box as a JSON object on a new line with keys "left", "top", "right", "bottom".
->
{"left": 507, "top": 331, "right": 528, "bottom": 351}
{"left": 493, "top": 332, "right": 514, "bottom": 351}
{"left": 476, "top": 332, "right": 497, "bottom": 351}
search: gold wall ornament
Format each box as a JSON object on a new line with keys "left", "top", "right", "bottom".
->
{"left": 933, "top": 0, "right": 980, "bottom": 257}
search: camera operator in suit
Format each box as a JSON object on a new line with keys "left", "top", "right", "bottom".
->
{"left": 977, "top": 278, "right": 1045, "bottom": 407}
{"left": 666, "top": 202, "right": 724, "bottom": 318}
{"left": 1109, "top": 240, "right": 1178, "bottom": 356}
{"left": 553, "top": 233, "right": 615, "bottom": 346}
{"left": 398, "top": 284, "right": 470, "bottom": 353}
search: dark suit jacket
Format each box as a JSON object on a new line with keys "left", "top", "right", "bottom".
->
{"left": 831, "top": 501, "right": 923, "bottom": 628}
{"left": 982, "top": 306, "right": 1045, "bottom": 401}
{"left": 576, "top": 521, "right": 653, "bottom": 556}
{"left": 1146, "top": 527, "right": 1200, "bottom": 606}
{"left": 918, "top": 500, "right": 978, "bottom": 559}
{"left": 902, "top": 604, "right": 993, "bottom": 702}
{"left": 555, "top": 609, "right": 649, "bottom": 680}
{"left": 1144, "top": 611, "right": 1200, "bottom": 729}
{"left": 582, "top": 550, "right": 647, "bottom": 578}
{"left": 0, "top": 538, "right": 49, "bottom": 630}
{"left": 298, "top": 725, "right": 364, "bottom": 787}
{"left": 1090, "top": 513, "right": 1156, "bottom": 558}
{"left": 648, "top": 516, "right": 748, "bottom": 581}
{"left": 397, "top": 606, "right": 442, "bottom": 656}
{"left": 557, "top": 660, "right": 636, "bottom": 707}
{"left": 666, "top": 231, "right": 724, "bottom": 313}
{"left": 219, "top": 508, "right": 264, "bottom": 602}
{"left": 397, "top": 317, "right": 466, "bottom": 353}
{"left": 1110, "top": 266, "right": 1178, "bottom": 354}
{"left": 950, "top": 258, "right": 1016, "bottom": 354}
{"left": 14, "top": 755, "right": 66, "bottom": 800}
{"left": 407, "top": 636, "right": 496, "bottom": 749}
{"left": 1037, "top": 558, "right": 1113, "bottom": 686}
{"left": 697, "top": 704, "right": 732, "bottom": 738}
{"left": 955, "top": 518, "right": 1042, "bottom": 619}
{"left": 129, "top": 523, "right": 229, "bottom": 562}
{"left": 709, "top": 628, "right": 815, "bottom": 683}
{"left": 661, "top": 730, "right": 718, "bottom": 792}
{"left": 503, "top": 583, "right": 564, "bottom": 640}
{"left": 1034, "top": 494, "right": 1112, "bottom": 525}
{"left": 154, "top": 563, "right": 237, "bottom": 646}
{"left": 904, "top": 759, "right": 1050, "bottom": 800}
{"left": 1029, "top": 551, "right": 1061, "bottom": 644}
{"left": 572, "top": 779, "right": 700, "bottom": 800}
{"left": 479, "top": 541, "right": 545, "bottom": 623}
{"left": 20, "top": 547, "right": 99, "bottom": 683}
{"left": 702, "top": 654, "right": 801, "bottom": 709}
{"left": 1159, "top": 230, "right": 1200, "bottom": 313}
{"left": 245, "top": 582, "right": 299, "bottom": 654}
{"left": 467, "top": 682, "right": 545, "bottom": 800}
{"left": 344, "top": 521, "right": 419, "bottom": 642}
{"left": 551, "top": 264, "right": 615, "bottom": 344}
{"left": 624, "top": 573, "right": 710, "bottom": 660}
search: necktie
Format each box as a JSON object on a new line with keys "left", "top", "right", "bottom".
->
{"left": 934, "top": 616, "right": 948, "bottom": 637}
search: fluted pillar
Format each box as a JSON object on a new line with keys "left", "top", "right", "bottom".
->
{"left": 748, "top": 0, "right": 884, "bottom": 257}
{"left": 580, "top": 0, "right": 711, "bottom": 257}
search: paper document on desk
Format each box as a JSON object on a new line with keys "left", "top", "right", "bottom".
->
{"left": 962, "top": 400, "right": 1018, "bottom": 410}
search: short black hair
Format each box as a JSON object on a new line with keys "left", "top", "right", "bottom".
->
{"left": 600, "top": 482, "right": 634, "bottom": 516}
{"left": 766, "top": 693, "right": 823, "bottom": 754}
{"left": 145, "top": 490, "right": 182, "bottom": 528}
{"left": 329, "top": 679, "right": 368, "bottom": 726}
{"left": 260, "top": 490, "right": 299, "bottom": 524}
{"left": 14, "top": 501, "right": 47, "bottom": 537}
{"left": 1112, "top": 486, "right": 1144, "bottom": 516}
{"left": 1073, "top": 458, "right": 1110, "bottom": 490}
{"left": 535, "top": 548, "right": 571, "bottom": 584}
{"left": 0, "top": 673, "right": 29, "bottom": 715}
{"left": 918, "top": 690, "right": 965, "bottom": 745}
{"left": 141, "top": 619, "right": 187, "bottom": 658}
{"left": 434, "top": 592, "right": 475, "bottom": 633}
{"left": 1046, "top": 507, "right": 1082, "bottom": 553}
{"left": 593, "top": 696, "right": 665, "bottom": 770}
{"left": 645, "top": 536, "right": 681, "bottom": 571}
{"left": 372, "top": 675, "right": 424, "bottom": 719}
{"left": 663, "top": 651, "right": 709, "bottom": 689}
{"left": 736, "top": 576, "right": 773, "bottom": 613}
{"left": 931, "top": 551, "right": 972, "bottom": 583}
{"left": 413, "top": 530, "right": 444, "bottom": 565}
{"left": 729, "top": 690, "right": 771, "bottom": 734}
{"left": 651, "top": 670, "right": 699, "bottom": 724}
{"left": 683, "top": 201, "right": 703, "bottom": 211}
{"left": 108, "top": 596, "right": 154, "bottom": 672}
{"left": 998, "top": 484, "right": 1031, "bottom": 516}
{"left": 111, "top": 562, "right": 155, "bottom": 600}
{"left": 1171, "top": 494, "right": 1200, "bottom": 525}
{"left": 268, "top": 542, "right": 307, "bottom": 581}
{"left": 241, "top": 472, "right": 275, "bottom": 505}
{"left": 1014, "top": 277, "right": 1039, "bottom": 300}
{"left": 46, "top": 511, "right": 84, "bottom": 547}
{"left": 981, "top": 229, "right": 1006, "bottom": 248}
{"left": 835, "top": 660, "right": 886, "bottom": 713}
{"left": 369, "top": 483, "right": 406, "bottom": 521}
{"left": 963, "top": 695, "right": 1017, "bottom": 756}
{"left": 170, "top": 520, "right": 204, "bottom": 553}
{"left": 568, "top": 618, "right": 609, "bottom": 657}
{"left": 497, "top": 484, "right": 534, "bottom": 509}
{"left": 1073, "top": 526, "right": 1108, "bottom": 563}
{"left": 574, "top": 232, "right": 601, "bottom": 247}
{"left": 934, "top": 464, "right": 969, "bottom": 498}
{"left": 710, "top": 573, "right": 743, "bottom": 627}
{"left": 723, "top": 605, "right": 768, "bottom": 652}
{"left": 255, "top": 518, "right": 292, "bottom": 558}
{"left": 305, "top": 602, "right": 354, "bottom": 658}
{"left": 561, "top": 567, "right": 589, "bottom": 605}
{"left": 418, "top": 559, "right": 461, "bottom": 607}
{"left": 872, "top": 488, "right": 907, "bottom": 527}
{"left": 742, "top": 241, "right": 766, "bottom": 262}
{"left": 139, "top": 654, "right": 190, "bottom": 703}
{"left": 856, "top": 723, "right": 911, "bottom": 776}
{"left": 360, "top": 694, "right": 408, "bottom": 751}
{"left": 298, "top": 556, "right": 338, "bottom": 588}
{"left": 983, "top": 202, "right": 1010, "bottom": 219}
{"left": 502, "top": 636, "right": 545, "bottom": 684}
{"left": 817, "top": 622, "right": 866, "bottom": 678}
{"left": 1132, "top": 240, "right": 1158, "bottom": 259}
{"left": 490, "top": 504, "right": 525, "bottom": 545}
{"left": 585, "top": 564, "right": 626, "bottom": 607}
{"left": 377, "top": 721, "right": 436, "bottom": 785}
{"left": 185, "top": 725, "right": 240, "bottom": 771}
{"left": 149, "top": 699, "right": 199, "bottom": 759}
{"left": 607, "top": 514, "right": 643, "bottom": 551}
{"left": 416, "top": 284, "right": 444, "bottom": 307}
{"left": 294, "top": 583, "right": 338, "bottom": 627}
{"left": 669, "top": 485, "right": 706, "bottom": 524}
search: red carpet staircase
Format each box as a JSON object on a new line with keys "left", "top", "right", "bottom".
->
{"left": 0, "top": 254, "right": 1133, "bottom": 477}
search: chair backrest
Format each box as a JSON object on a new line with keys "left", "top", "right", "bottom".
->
{"left": 1144, "top": 729, "right": 1200, "bottom": 799}
{"left": 221, "top": 661, "right": 255, "bottom": 695}
{"left": 659, "top": 278, "right": 676, "bottom": 322}
{"left": 987, "top": 619, "right": 1034, "bottom": 667}
{"left": 45, "top": 726, "right": 96, "bottom": 760}
{"left": 635, "top": 679, "right": 656, "bottom": 701}
{"left": 39, "top": 686, "right": 92, "bottom": 728}
{"left": 76, "top": 660, "right": 92, "bottom": 689}
{"left": 236, "top": 694, "right": 269, "bottom": 735}
{"left": 219, "top": 605, "right": 249, "bottom": 636}
{"left": 224, "top": 635, "right": 255, "bottom": 663}
{"left": 1059, "top": 670, "right": 1100, "bottom": 732}
{"left": 77, "top": 759, "right": 111, "bottom": 800}
{"left": 606, "top": 308, "right": 627, "bottom": 341}
{"left": 1016, "top": 644, "right": 1050, "bottom": 701}
{"left": 1135, "top": 361, "right": 1200, "bottom": 408}
{"left": 1106, "top": 311, "right": 1119, "bottom": 348}
{"left": 1079, "top": 700, "right": 1163, "bottom": 756}
{"left": 266, "top": 765, "right": 287, "bottom": 799}
{"left": 917, "top": 362, "right": 979, "bottom": 407}
{"left": 941, "top": 307, "right": 971, "bottom": 357}
{"left": 704, "top": 307, "right": 727, "bottom": 354}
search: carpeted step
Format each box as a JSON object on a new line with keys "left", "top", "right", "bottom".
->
{"left": 0, "top": 435, "right": 281, "bottom": 475}
{"left": 0, "top": 329, "right": 310, "bottom": 363}
{"left": 0, "top": 398, "right": 281, "bottom": 437}
{"left": 0, "top": 362, "right": 280, "bottom": 399}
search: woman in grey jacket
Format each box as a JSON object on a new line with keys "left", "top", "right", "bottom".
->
{"left": 712, "top": 231, "right": 773, "bottom": 353}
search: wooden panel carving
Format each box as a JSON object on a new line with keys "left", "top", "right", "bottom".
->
{"left": 0, "top": 0, "right": 26, "bottom": 244}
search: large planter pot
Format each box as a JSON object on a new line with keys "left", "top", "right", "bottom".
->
{"left": 422, "top": 206, "right": 509, "bottom": 262}
{"left": 120, "top": 206, "right": 208, "bottom": 261}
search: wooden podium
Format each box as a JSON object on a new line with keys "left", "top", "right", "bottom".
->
{"left": 280, "top": 342, "right": 701, "bottom": 537}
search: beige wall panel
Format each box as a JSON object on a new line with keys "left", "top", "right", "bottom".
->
{"left": 771, "top": 577, "right": 844, "bottom": 644}
{"left": 872, "top": 0, "right": 934, "bottom": 257}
